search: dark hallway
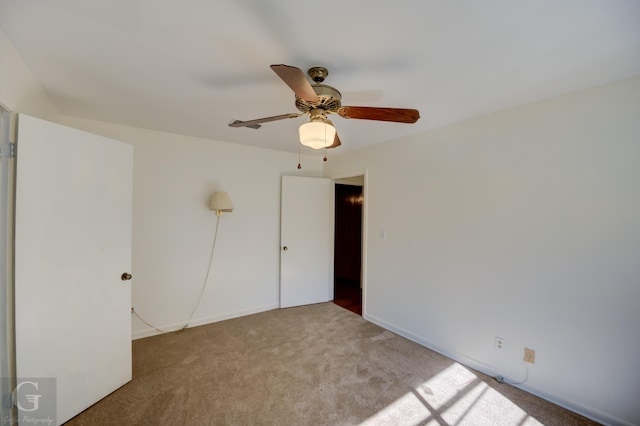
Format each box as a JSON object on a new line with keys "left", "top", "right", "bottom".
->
{"left": 333, "top": 183, "right": 363, "bottom": 315}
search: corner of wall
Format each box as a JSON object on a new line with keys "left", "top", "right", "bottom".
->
{"left": 0, "top": 28, "right": 60, "bottom": 119}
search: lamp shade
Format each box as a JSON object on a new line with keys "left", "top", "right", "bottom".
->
{"left": 299, "top": 121, "right": 336, "bottom": 149}
{"left": 209, "top": 191, "right": 233, "bottom": 213}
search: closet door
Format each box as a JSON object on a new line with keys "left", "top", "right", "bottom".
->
{"left": 280, "top": 175, "right": 333, "bottom": 308}
{"left": 15, "top": 115, "right": 133, "bottom": 425}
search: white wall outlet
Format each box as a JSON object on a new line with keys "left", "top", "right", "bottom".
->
{"left": 495, "top": 336, "right": 504, "bottom": 350}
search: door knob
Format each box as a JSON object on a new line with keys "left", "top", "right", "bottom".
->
{"left": 121, "top": 272, "right": 132, "bottom": 281}
{"left": 283, "top": 246, "right": 288, "bottom": 251}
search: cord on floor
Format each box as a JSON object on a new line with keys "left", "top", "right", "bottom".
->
{"left": 132, "top": 308, "right": 169, "bottom": 334}
{"left": 495, "top": 364, "right": 529, "bottom": 386}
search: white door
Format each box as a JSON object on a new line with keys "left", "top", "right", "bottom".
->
{"left": 14, "top": 115, "right": 133, "bottom": 425}
{"left": 280, "top": 175, "right": 333, "bottom": 308}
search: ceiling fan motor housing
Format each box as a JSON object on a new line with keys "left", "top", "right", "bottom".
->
{"left": 308, "top": 66, "right": 329, "bottom": 82}
{"left": 295, "top": 84, "right": 342, "bottom": 113}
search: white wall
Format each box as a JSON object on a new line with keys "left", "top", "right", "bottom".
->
{"left": 58, "top": 116, "right": 323, "bottom": 339}
{"left": 0, "top": 29, "right": 59, "bottom": 118}
{"left": 324, "top": 76, "right": 640, "bottom": 426}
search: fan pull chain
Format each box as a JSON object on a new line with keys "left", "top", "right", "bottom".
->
{"left": 297, "top": 140, "right": 302, "bottom": 169}
{"left": 323, "top": 122, "right": 328, "bottom": 162}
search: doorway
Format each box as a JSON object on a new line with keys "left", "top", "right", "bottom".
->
{"left": 333, "top": 176, "right": 364, "bottom": 315}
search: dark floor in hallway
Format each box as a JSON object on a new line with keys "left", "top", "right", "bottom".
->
{"left": 333, "top": 277, "right": 362, "bottom": 315}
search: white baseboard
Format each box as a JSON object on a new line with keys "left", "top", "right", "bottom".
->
{"left": 364, "top": 313, "right": 631, "bottom": 426}
{"left": 131, "top": 303, "right": 280, "bottom": 340}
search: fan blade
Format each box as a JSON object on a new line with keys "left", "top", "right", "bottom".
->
{"left": 327, "top": 131, "right": 341, "bottom": 149}
{"left": 270, "top": 64, "right": 319, "bottom": 103}
{"left": 228, "top": 113, "right": 302, "bottom": 129}
{"left": 338, "top": 106, "right": 420, "bottom": 123}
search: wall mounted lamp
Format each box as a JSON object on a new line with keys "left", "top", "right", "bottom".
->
{"left": 209, "top": 191, "right": 234, "bottom": 216}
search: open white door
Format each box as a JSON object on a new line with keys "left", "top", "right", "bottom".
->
{"left": 280, "top": 175, "right": 333, "bottom": 308}
{"left": 14, "top": 115, "right": 132, "bottom": 425}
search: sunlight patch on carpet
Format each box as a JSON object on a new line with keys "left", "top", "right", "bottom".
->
{"left": 362, "top": 363, "right": 543, "bottom": 425}
{"left": 360, "top": 389, "right": 430, "bottom": 425}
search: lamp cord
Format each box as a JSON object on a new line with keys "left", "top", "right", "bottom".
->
{"left": 182, "top": 213, "right": 221, "bottom": 330}
{"left": 132, "top": 309, "right": 168, "bottom": 334}
{"left": 132, "top": 213, "right": 221, "bottom": 334}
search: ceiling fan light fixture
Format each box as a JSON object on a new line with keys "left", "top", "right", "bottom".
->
{"left": 298, "top": 120, "right": 336, "bottom": 150}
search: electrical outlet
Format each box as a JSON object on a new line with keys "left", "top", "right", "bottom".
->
{"left": 524, "top": 347, "right": 535, "bottom": 364}
{"left": 495, "top": 336, "right": 504, "bottom": 351}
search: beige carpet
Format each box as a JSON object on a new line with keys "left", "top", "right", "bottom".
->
{"left": 66, "top": 303, "right": 598, "bottom": 425}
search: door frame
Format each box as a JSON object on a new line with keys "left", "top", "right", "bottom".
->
{"left": 327, "top": 170, "right": 368, "bottom": 318}
{"left": 0, "top": 105, "right": 17, "bottom": 426}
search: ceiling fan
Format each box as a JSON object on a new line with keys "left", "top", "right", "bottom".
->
{"left": 228, "top": 64, "right": 420, "bottom": 150}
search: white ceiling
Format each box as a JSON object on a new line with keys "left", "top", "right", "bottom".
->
{"left": 1, "top": 0, "right": 639, "bottom": 153}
